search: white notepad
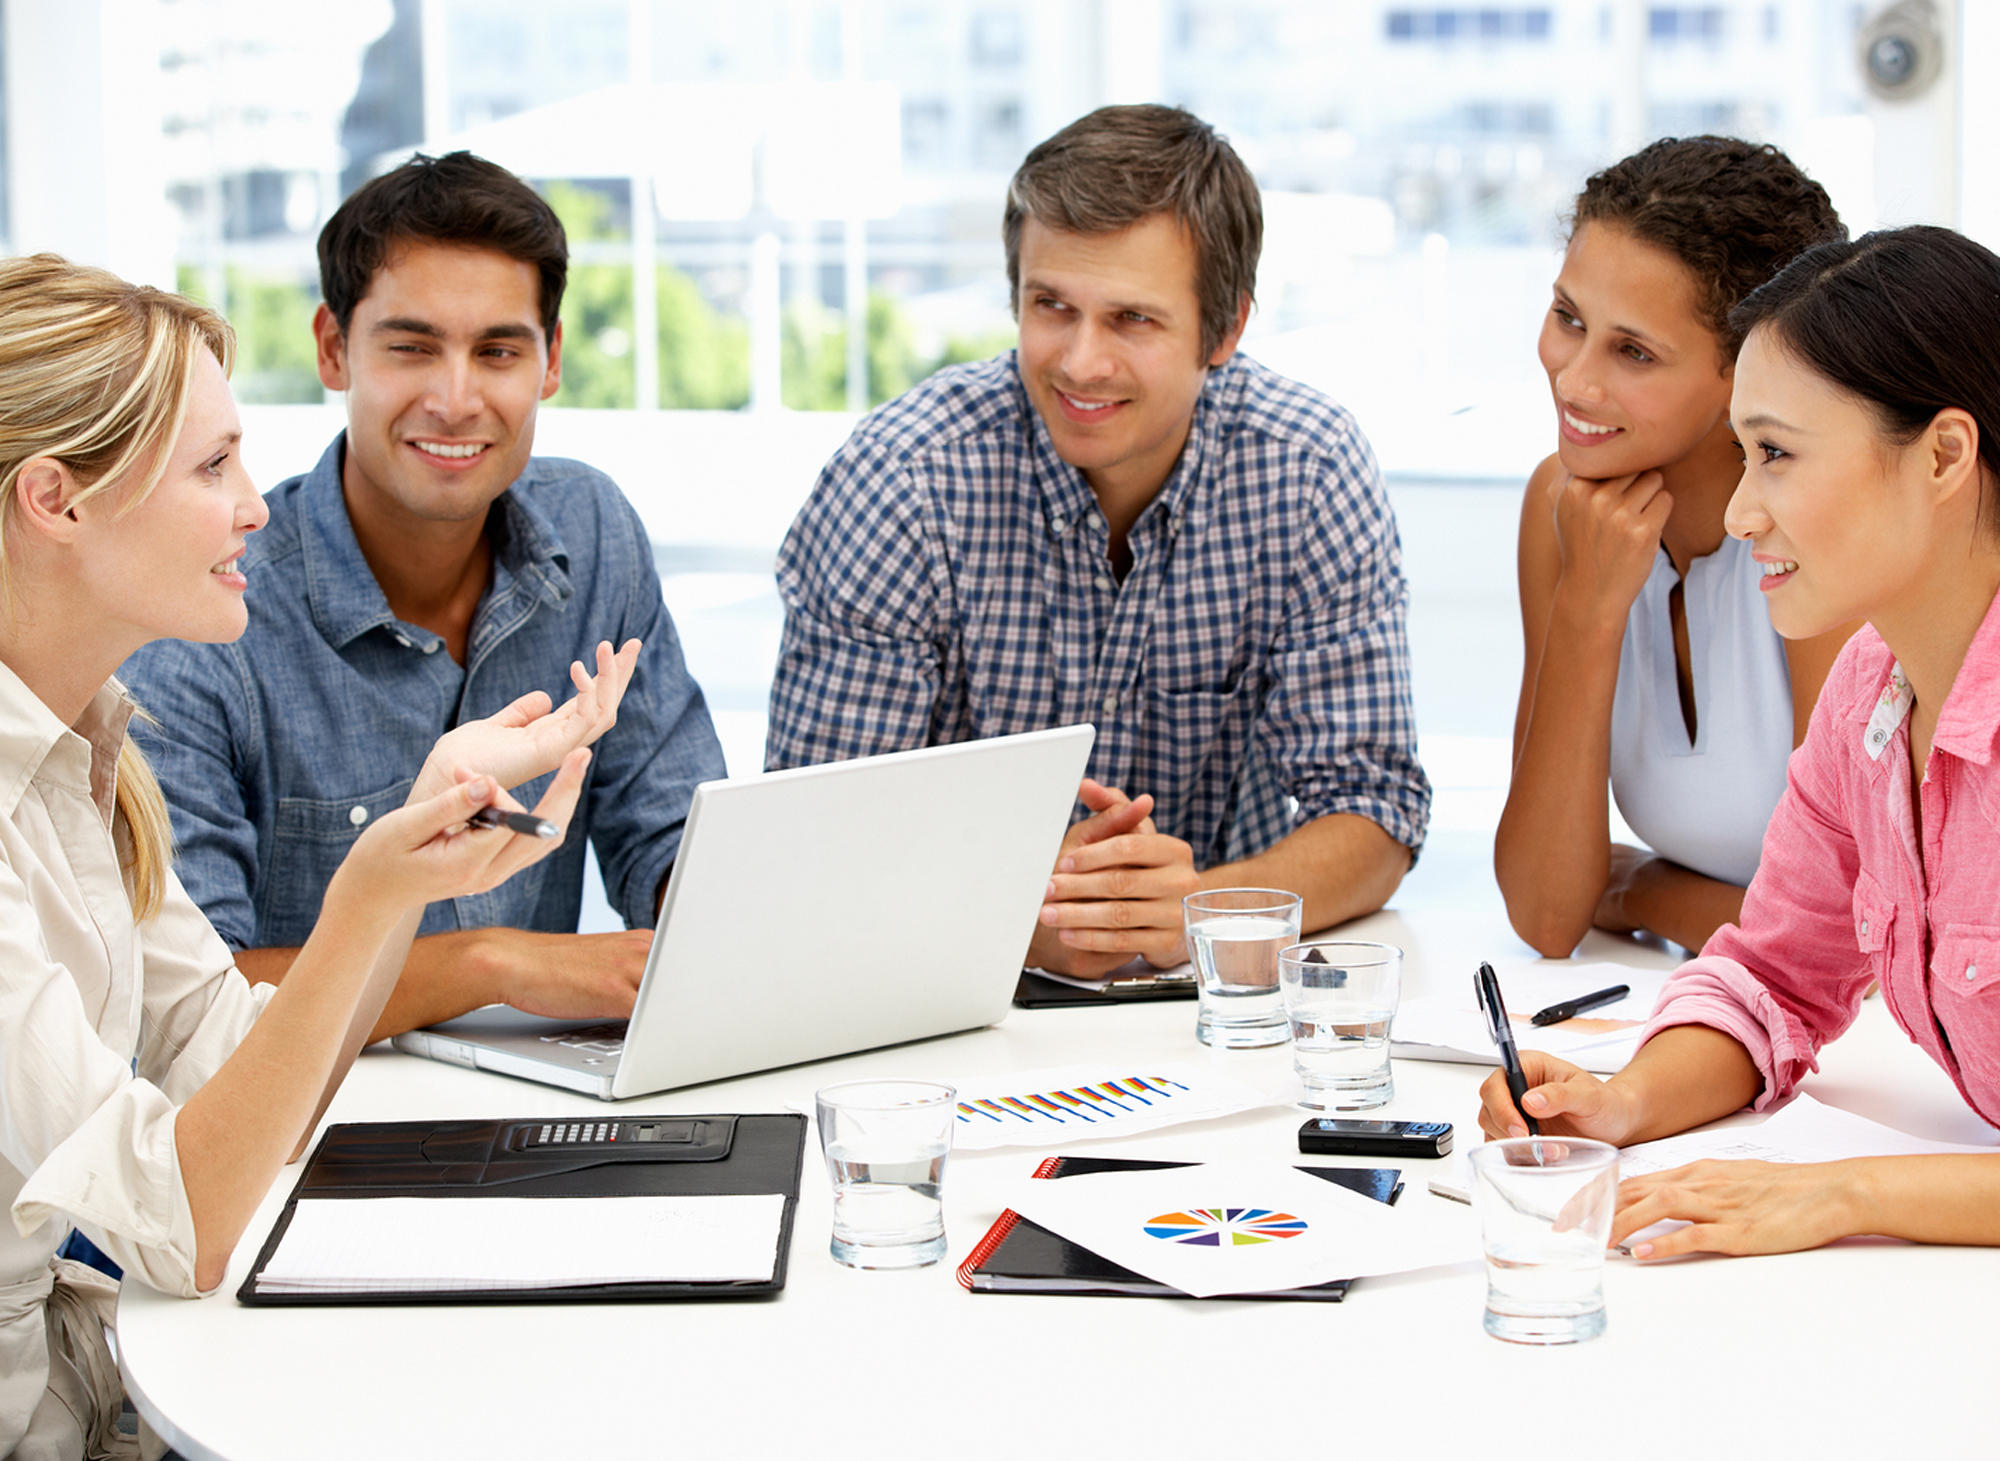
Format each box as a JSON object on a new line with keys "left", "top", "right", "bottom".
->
{"left": 254, "top": 1193, "right": 786, "bottom": 1295}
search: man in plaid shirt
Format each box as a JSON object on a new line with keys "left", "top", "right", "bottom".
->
{"left": 768, "top": 105, "right": 1430, "bottom": 977}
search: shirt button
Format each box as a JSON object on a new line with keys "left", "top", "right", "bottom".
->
{"left": 423, "top": 640, "right": 440, "bottom": 654}
{"left": 1051, "top": 516, "right": 1068, "bottom": 534}
{"left": 1859, "top": 919, "right": 1869, "bottom": 937}
{"left": 348, "top": 806, "right": 368, "bottom": 827}
{"left": 1100, "top": 693, "right": 1118, "bottom": 714}
{"left": 393, "top": 633, "right": 412, "bottom": 648}
{"left": 1968, "top": 964, "right": 1980, "bottom": 982}
{"left": 1086, "top": 512, "right": 1104, "bottom": 531}
{"left": 1095, "top": 576, "right": 1114, "bottom": 591}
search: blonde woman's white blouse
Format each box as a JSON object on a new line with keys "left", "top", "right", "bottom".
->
{"left": 0, "top": 659, "right": 270, "bottom": 1457}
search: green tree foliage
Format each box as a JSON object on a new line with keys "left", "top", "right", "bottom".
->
{"left": 179, "top": 265, "right": 323, "bottom": 404}
{"left": 543, "top": 179, "right": 750, "bottom": 410}
{"left": 658, "top": 266, "right": 751, "bottom": 410}
{"left": 535, "top": 180, "right": 1011, "bottom": 411}
{"left": 780, "top": 290, "right": 944, "bottom": 411}
{"left": 935, "top": 327, "right": 1018, "bottom": 370}
{"left": 556, "top": 262, "right": 638, "bottom": 409}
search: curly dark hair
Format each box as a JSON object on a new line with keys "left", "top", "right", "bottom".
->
{"left": 1572, "top": 136, "right": 1846, "bottom": 355}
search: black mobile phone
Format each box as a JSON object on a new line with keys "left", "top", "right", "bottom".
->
{"left": 1297, "top": 1118, "right": 1453, "bottom": 1159}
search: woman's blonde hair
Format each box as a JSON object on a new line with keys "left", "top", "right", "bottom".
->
{"left": 0, "top": 254, "right": 236, "bottom": 920}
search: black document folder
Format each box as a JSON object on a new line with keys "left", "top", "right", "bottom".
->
{"left": 1013, "top": 969, "right": 1198, "bottom": 1008}
{"left": 957, "top": 1155, "right": 1403, "bottom": 1300}
{"left": 238, "top": 1112, "right": 805, "bottom": 1306}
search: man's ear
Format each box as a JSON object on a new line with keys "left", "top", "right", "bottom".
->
{"left": 13, "top": 458, "right": 83, "bottom": 543}
{"left": 540, "top": 319, "right": 563, "bottom": 402}
{"left": 313, "top": 303, "right": 350, "bottom": 392}
{"left": 1206, "top": 292, "right": 1252, "bottom": 369}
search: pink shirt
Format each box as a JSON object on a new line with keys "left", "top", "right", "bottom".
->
{"left": 1643, "top": 587, "right": 2000, "bottom": 1129}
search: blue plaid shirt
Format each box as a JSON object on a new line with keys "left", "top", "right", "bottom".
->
{"left": 121, "top": 435, "right": 725, "bottom": 949}
{"left": 767, "top": 352, "right": 1430, "bottom": 869}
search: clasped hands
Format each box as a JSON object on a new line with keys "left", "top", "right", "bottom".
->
{"left": 1027, "top": 777, "right": 1202, "bottom": 979}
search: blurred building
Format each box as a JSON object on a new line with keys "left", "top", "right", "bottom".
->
{"left": 0, "top": 1, "right": 1957, "bottom": 471}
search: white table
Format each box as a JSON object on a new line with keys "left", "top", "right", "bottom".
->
{"left": 118, "top": 909, "right": 1999, "bottom": 1459}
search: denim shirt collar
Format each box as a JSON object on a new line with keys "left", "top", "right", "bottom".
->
{"left": 291, "top": 435, "right": 575, "bottom": 651}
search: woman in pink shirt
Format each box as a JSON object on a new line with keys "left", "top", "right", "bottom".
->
{"left": 1479, "top": 225, "right": 2000, "bottom": 1257}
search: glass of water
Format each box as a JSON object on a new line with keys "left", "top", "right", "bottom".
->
{"left": 1467, "top": 1137, "right": 1620, "bottom": 1344}
{"left": 815, "top": 1080, "right": 956, "bottom": 1269}
{"left": 1182, "top": 888, "right": 1303, "bottom": 1048}
{"left": 1278, "top": 940, "right": 1402, "bottom": 1109}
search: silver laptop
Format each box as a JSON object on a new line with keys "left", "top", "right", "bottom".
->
{"left": 391, "top": 724, "right": 1094, "bottom": 1099}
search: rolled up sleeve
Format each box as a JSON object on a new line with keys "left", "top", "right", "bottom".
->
{"left": 1258, "top": 457, "right": 1431, "bottom": 855}
{"left": 767, "top": 445, "right": 953, "bottom": 771}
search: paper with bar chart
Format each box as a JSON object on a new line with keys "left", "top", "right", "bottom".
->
{"left": 946, "top": 1064, "right": 1271, "bottom": 1151}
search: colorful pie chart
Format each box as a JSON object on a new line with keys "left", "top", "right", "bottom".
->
{"left": 1142, "top": 1207, "right": 1308, "bottom": 1246}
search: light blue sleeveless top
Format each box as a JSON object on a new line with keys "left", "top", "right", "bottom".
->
{"left": 1607, "top": 535, "right": 1792, "bottom": 887}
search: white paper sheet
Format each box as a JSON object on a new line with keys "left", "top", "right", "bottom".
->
{"left": 948, "top": 1063, "right": 1272, "bottom": 1151}
{"left": 1618, "top": 1093, "right": 2000, "bottom": 1175}
{"left": 1393, "top": 961, "right": 1671, "bottom": 1073}
{"left": 254, "top": 1193, "right": 786, "bottom": 1294}
{"left": 1003, "top": 1160, "right": 1476, "bottom": 1297}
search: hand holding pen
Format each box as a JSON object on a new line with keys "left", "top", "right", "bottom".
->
{"left": 1475, "top": 961, "right": 1539, "bottom": 1137}
{"left": 469, "top": 806, "right": 561, "bottom": 839}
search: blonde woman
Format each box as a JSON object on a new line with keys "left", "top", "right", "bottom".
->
{"left": 0, "top": 255, "right": 636, "bottom": 1459}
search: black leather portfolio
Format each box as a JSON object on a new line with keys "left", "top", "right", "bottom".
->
{"left": 1013, "top": 969, "right": 1199, "bottom": 1008}
{"left": 237, "top": 1111, "right": 805, "bottom": 1306}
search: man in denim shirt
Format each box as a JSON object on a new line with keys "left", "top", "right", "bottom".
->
{"left": 123, "top": 153, "right": 724, "bottom": 1040}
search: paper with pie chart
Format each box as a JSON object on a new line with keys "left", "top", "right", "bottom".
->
{"left": 1003, "top": 1159, "right": 1476, "bottom": 1298}
{"left": 947, "top": 1064, "right": 1271, "bottom": 1151}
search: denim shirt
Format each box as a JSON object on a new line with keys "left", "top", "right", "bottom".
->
{"left": 121, "top": 435, "right": 725, "bottom": 950}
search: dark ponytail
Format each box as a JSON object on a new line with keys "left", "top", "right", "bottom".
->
{"left": 1729, "top": 225, "right": 2000, "bottom": 525}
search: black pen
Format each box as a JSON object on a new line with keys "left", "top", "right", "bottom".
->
{"left": 469, "top": 806, "right": 560, "bottom": 839}
{"left": 1475, "top": 961, "right": 1540, "bottom": 1136}
{"left": 1529, "top": 983, "right": 1630, "bottom": 1027}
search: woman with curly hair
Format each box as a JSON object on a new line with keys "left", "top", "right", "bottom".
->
{"left": 1496, "top": 136, "right": 1855, "bottom": 958}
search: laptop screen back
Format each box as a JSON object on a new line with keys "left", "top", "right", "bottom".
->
{"left": 609, "top": 724, "right": 1094, "bottom": 1097}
